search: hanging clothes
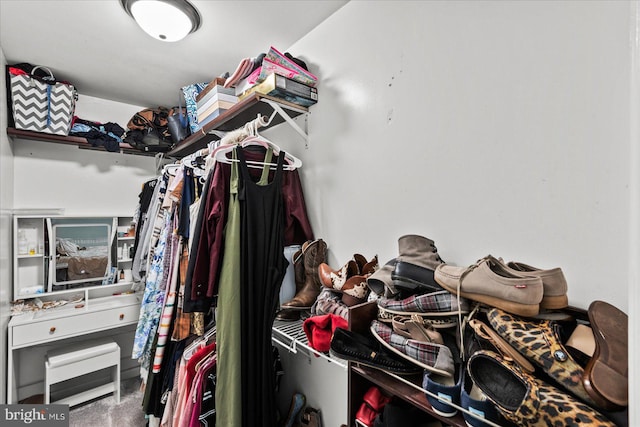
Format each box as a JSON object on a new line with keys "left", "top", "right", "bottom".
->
{"left": 237, "top": 147, "right": 288, "bottom": 427}
{"left": 129, "top": 117, "right": 317, "bottom": 426}
{"left": 132, "top": 175, "right": 163, "bottom": 283}
{"left": 183, "top": 167, "right": 217, "bottom": 313}
{"left": 186, "top": 149, "right": 314, "bottom": 311}
{"left": 132, "top": 209, "right": 171, "bottom": 369}
{"left": 215, "top": 148, "right": 244, "bottom": 426}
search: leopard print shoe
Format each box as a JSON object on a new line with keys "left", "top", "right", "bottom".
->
{"left": 468, "top": 350, "right": 616, "bottom": 427}
{"left": 487, "top": 307, "right": 596, "bottom": 406}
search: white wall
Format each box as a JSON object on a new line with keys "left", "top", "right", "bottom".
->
{"left": 1, "top": 0, "right": 637, "bottom": 421}
{"left": 12, "top": 95, "right": 157, "bottom": 216}
{"left": 627, "top": 2, "right": 639, "bottom": 423}
{"left": 266, "top": 1, "right": 637, "bottom": 425}
{"left": 277, "top": 0, "right": 632, "bottom": 313}
{"left": 4, "top": 86, "right": 157, "bottom": 401}
{"left": 0, "top": 47, "right": 15, "bottom": 404}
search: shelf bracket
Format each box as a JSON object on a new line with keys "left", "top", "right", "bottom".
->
{"left": 260, "top": 98, "right": 310, "bottom": 149}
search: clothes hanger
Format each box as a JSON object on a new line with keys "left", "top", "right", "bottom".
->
{"left": 194, "top": 348, "right": 216, "bottom": 372}
{"left": 248, "top": 113, "right": 303, "bottom": 169}
{"left": 182, "top": 326, "right": 216, "bottom": 361}
{"left": 212, "top": 116, "right": 302, "bottom": 170}
{"left": 213, "top": 143, "right": 300, "bottom": 171}
{"left": 162, "top": 163, "right": 182, "bottom": 176}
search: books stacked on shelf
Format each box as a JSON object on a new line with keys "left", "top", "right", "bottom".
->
{"left": 259, "top": 46, "right": 318, "bottom": 88}
{"left": 238, "top": 73, "right": 318, "bottom": 107}
{"left": 196, "top": 77, "right": 239, "bottom": 128}
{"left": 233, "top": 46, "right": 319, "bottom": 107}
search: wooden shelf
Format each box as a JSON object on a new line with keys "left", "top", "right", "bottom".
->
{"left": 7, "top": 94, "right": 309, "bottom": 159}
{"left": 6, "top": 128, "right": 157, "bottom": 157}
{"left": 350, "top": 364, "right": 467, "bottom": 426}
{"left": 166, "top": 93, "right": 309, "bottom": 158}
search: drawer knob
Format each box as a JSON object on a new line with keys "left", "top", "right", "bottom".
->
{"left": 119, "top": 314, "right": 125, "bottom": 320}
{"left": 49, "top": 327, "right": 56, "bottom": 334}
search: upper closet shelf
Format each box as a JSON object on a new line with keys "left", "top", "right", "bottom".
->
{"left": 167, "top": 93, "right": 310, "bottom": 158}
{"left": 6, "top": 128, "right": 157, "bottom": 157}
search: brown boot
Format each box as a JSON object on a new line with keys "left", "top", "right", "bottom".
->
{"left": 276, "top": 247, "right": 306, "bottom": 320}
{"left": 280, "top": 239, "right": 327, "bottom": 310}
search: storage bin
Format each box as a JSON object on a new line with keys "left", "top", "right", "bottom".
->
{"left": 9, "top": 65, "right": 77, "bottom": 135}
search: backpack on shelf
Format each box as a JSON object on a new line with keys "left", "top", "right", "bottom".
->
{"left": 123, "top": 106, "right": 175, "bottom": 153}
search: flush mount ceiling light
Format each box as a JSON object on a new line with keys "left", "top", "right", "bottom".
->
{"left": 121, "top": 0, "right": 201, "bottom": 42}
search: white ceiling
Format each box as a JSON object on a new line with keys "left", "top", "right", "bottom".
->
{"left": 0, "top": 0, "right": 348, "bottom": 108}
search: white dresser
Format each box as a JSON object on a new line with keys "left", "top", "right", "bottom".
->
{"left": 7, "top": 289, "right": 141, "bottom": 403}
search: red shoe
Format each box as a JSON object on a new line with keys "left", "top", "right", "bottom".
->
{"left": 356, "top": 386, "right": 391, "bottom": 427}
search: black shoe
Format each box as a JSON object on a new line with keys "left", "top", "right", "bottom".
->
{"left": 392, "top": 261, "right": 443, "bottom": 294}
{"left": 329, "top": 328, "right": 421, "bottom": 375}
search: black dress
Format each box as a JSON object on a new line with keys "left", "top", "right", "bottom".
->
{"left": 237, "top": 147, "right": 288, "bottom": 427}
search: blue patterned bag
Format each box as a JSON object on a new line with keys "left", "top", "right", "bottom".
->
{"left": 181, "top": 82, "right": 208, "bottom": 134}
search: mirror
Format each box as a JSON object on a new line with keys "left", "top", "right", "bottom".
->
{"left": 51, "top": 218, "right": 113, "bottom": 291}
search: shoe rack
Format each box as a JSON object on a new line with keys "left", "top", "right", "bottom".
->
{"left": 346, "top": 301, "right": 474, "bottom": 427}
{"left": 272, "top": 318, "right": 347, "bottom": 370}
{"left": 272, "top": 317, "right": 350, "bottom": 427}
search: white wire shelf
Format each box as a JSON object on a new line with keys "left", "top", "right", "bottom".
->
{"left": 272, "top": 318, "right": 347, "bottom": 370}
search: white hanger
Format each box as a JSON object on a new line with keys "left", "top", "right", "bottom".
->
{"left": 213, "top": 139, "right": 301, "bottom": 170}
{"left": 183, "top": 326, "right": 217, "bottom": 361}
{"left": 213, "top": 115, "right": 302, "bottom": 170}
{"left": 161, "top": 162, "right": 182, "bottom": 176}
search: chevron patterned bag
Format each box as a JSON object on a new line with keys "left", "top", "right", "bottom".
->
{"left": 9, "top": 65, "right": 77, "bottom": 135}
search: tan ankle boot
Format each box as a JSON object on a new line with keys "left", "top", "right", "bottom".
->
{"left": 280, "top": 239, "right": 327, "bottom": 310}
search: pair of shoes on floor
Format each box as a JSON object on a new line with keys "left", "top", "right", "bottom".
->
{"left": 318, "top": 253, "right": 378, "bottom": 306}
{"left": 487, "top": 303, "right": 629, "bottom": 412}
{"left": 467, "top": 350, "right": 617, "bottom": 426}
{"left": 423, "top": 362, "right": 505, "bottom": 427}
{"left": 329, "top": 327, "right": 422, "bottom": 375}
{"left": 282, "top": 392, "right": 306, "bottom": 427}
{"left": 355, "top": 386, "right": 391, "bottom": 427}
{"left": 300, "top": 406, "right": 322, "bottom": 427}
{"left": 434, "top": 255, "right": 568, "bottom": 317}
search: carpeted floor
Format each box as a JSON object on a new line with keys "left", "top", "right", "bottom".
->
{"left": 69, "top": 377, "right": 147, "bottom": 427}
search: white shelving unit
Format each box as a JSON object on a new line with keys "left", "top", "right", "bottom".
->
{"left": 12, "top": 215, "right": 139, "bottom": 300}
{"left": 8, "top": 214, "right": 143, "bottom": 404}
{"left": 115, "top": 217, "right": 136, "bottom": 284}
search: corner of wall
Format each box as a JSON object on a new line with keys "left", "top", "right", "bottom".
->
{"left": 0, "top": 44, "right": 15, "bottom": 404}
{"left": 627, "top": 2, "right": 639, "bottom": 424}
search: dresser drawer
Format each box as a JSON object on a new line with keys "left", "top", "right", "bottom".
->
{"left": 12, "top": 304, "right": 140, "bottom": 348}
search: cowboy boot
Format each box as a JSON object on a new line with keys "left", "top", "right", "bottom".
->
{"left": 319, "top": 254, "right": 378, "bottom": 291}
{"left": 277, "top": 247, "right": 307, "bottom": 320}
{"left": 280, "top": 239, "right": 327, "bottom": 310}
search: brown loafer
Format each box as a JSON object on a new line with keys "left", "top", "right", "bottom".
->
{"left": 582, "top": 300, "right": 628, "bottom": 410}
